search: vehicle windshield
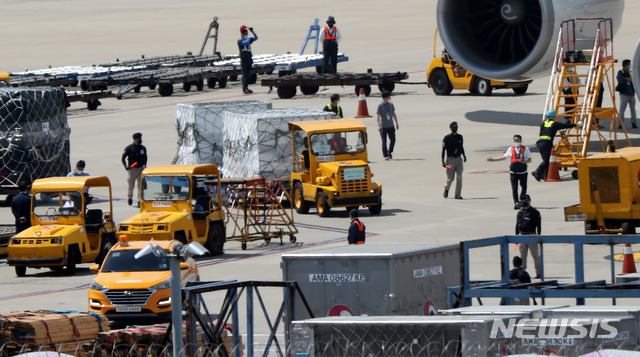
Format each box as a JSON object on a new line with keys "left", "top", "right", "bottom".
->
{"left": 33, "top": 191, "right": 83, "bottom": 217}
{"left": 310, "top": 131, "right": 365, "bottom": 156}
{"left": 142, "top": 175, "right": 190, "bottom": 201}
{"left": 101, "top": 249, "right": 170, "bottom": 272}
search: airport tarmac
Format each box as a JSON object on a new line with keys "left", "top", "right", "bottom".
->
{"left": 1, "top": 0, "right": 639, "bottom": 339}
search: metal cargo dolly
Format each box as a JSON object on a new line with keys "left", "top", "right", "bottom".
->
{"left": 261, "top": 70, "right": 408, "bottom": 99}
{"left": 219, "top": 177, "right": 298, "bottom": 250}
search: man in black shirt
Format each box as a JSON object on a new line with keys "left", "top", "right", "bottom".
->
{"left": 515, "top": 194, "right": 542, "bottom": 278}
{"left": 509, "top": 256, "right": 532, "bottom": 305}
{"left": 532, "top": 110, "right": 576, "bottom": 181}
{"left": 441, "top": 121, "right": 466, "bottom": 199}
{"left": 11, "top": 181, "right": 31, "bottom": 233}
{"left": 121, "top": 132, "right": 148, "bottom": 206}
{"left": 347, "top": 209, "right": 365, "bottom": 244}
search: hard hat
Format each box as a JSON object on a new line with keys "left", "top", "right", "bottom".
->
{"left": 327, "top": 16, "right": 335, "bottom": 24}
{"left": 547, "top": 110, "right": 556, "bottom": 118}
{"left": 240, "top": 25, "right": 248, "bottom": 31}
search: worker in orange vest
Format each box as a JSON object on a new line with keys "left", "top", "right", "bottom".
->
{"left": 347, "top": 209, "right": 365, "bottom": 244}
{"left": 487, "top": 135, "right": 532, "bottom": 210}
{"left": 321, "top": 16, "right": 341, "bottom": 74}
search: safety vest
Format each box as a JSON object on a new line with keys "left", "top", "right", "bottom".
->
{"left": 354, "top": 219, "right": 365, "bottom": 244}
{"left": 330, "top": 137, "right": 345, "bottom": 151}
{"left": 326, "top": 104, "right": 342, "bottom": 118}
{"left": 324, "top": 27, "right": 337, "bottom": 41}
{"left": 540, "top": 120, "right": 553, "bottom": 140}
{"left": 510, "top": 146, "right": 525, "bottom": 163}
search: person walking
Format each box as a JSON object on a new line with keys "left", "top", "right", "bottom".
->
{"left": 67, "top": 160, "right": 90, "bottom": 177}
{"left": 442, "top": 121, "right": 466, "bottom": 199}
{"left": 509, "top": 256, "right": 532, "bottom": 305}
{"left": 121, "top": 132, "right": 147, "bottom": 206}
{"left": 321, "top": 16, "right": 341, "bottom": 74}
{"left": 531, "top": 110, "right": 576, "bottom": 181}
{"left": 617, "top": 59, "right": 637, "bottom": 129}
{"left": 347, "top": 209, "right": 365, "bottom": 244}
{"left": 377, "top": 91, "right": 399, "bottom": 160}
{"left": 323, "top": 93, "right": 343, "bottom": 118}
{"left": 238, "top": 25, "right": 258, "bottom": 94}
{"left": 11, "top": 181, "right": 31, "bottom": 233}
{"left": 515, "top": 194, "right": 542, "bottom": 279}
{"left": 487, "top": 135, "right": 532, "bottom": 209}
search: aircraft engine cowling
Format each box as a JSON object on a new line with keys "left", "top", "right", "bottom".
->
{"left": 436, "top": 0, "right": 624, "bottom": 81}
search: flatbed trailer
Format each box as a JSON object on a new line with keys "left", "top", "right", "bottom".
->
{"left": 86, "top": 64, "right": 273, "bottom": 98}
{"left": 66, "top": 90, "right": 115, "bottom": 110}
{"left": 261, "top": 70, "right": 408, "bottom": 99}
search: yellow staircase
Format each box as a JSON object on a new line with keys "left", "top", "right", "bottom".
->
{"left": 543, "top": 18, "right": 630, "bottom": 171}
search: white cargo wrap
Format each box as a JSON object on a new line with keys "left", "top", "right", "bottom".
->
{"left": 173, "top": 101, "right": 272, "bottom": 166}
{"left": 221, "top": 108, "right": 336, "bottom": 181}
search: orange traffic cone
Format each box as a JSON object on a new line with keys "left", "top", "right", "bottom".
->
{"left": 354, "top": 88, "right": 371, "bottom": 118}
{"left": 620, "top": 243, "right": 637, "bottom": 275}
{"left": 545, "top": 149, "right": 561, "bottom": 182}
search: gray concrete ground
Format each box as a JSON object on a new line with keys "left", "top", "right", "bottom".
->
{"left": 1, "top": 0, "right": 639, "bottom": 336}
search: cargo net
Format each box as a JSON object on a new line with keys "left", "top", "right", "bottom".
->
{"left": 222, "top": 108, "right": 336, "bottom": 182}
{"left": 172, "top": 101, "right": 272, "bottom": 167}
{"left": 290, "top": 323, "right": 640, "bottom": 357}
{"left": 0, "top": 87, "right": 71, "bottom": 188}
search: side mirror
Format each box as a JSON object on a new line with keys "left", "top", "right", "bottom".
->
{"left": 179, "top": 262, "right": 190, "bottom": 270}
{"left": 90, "top": 264, "right": 100, "bottom": 272}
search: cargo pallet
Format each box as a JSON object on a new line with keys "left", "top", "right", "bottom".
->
{"left": 449, "top": 235, "right": 640, "bottom": 307}
{"left": 220, "top": 178, "right": 298, "bottom": 250}
{"left": 261, "top": 70, "right": 408, "bottom": 99}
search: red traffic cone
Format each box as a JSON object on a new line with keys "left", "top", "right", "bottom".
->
{"left": 354, "top": 88, "right": 371, "bottom": 118}
{"left": 545, "top": 149, "right": 562, "bottom": 182}
{"left": 620, "top": 243, "right": 637, "bottom": 275}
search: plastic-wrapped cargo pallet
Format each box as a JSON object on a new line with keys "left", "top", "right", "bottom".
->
{"left": 0, "top": 87, "right": 71, "bottom": 188}
{"left": 222, "top": 108, "right": 336, "bottom": 181}
{"left": 173, "top": 101, "right": 272, "bottom": 166}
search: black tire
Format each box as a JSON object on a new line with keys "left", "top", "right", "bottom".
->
{"left": 293, "top": 183, "right": 309, "bottom": 214}
{"left": 277, "top": 86, "right": 297, "bottom": 99}
{"left": 183, "top": 82, "right": 192, "bottom": 92}
{"left": 218, "top": 76, "right": 228, "bottom": 88}
{"left": 66, "top": 247, "right": 77, "bottom": 275}
{"left": 621, "top": 222, "right": 636, "bottom": 234}
{"left": 354, "top": 85, "right": 371, "bottom": 97}
{"left": 207, "top": 77, "right": 217, "bottom": 89}
{"left": 148, "top": 84, "right": 157, "bottom": 90}
{"left": 300, "top": 85, "right": 319, "bottom": 95}
{"left": 196, "top": 79, "right": 204, "bottom": 91}
{"left": 80, "top": 80, "right": 89, "bottom": 91}
{"left": 475, "top": 78, "right": 493, "bottom": 96}
{"left": 249, "top": 73, "right": 258, "bottom": 84}
{"left": 289, "top": 235, "right": 297, "bottom": 243}
{"left": 133, "top": 85, "right": 141, "bottom": 93}
{"left": 571, "top": 170, "right": 579, "bottom": 180}
{"left": 315, "top": 192, "right": 331, "bottom": 217}
{"left": 95, "top": 234, "right": 116, "bottom": 264}
{"left": 87, "top": 99, "right": 100, "bottom": 111}
{"left": 158, "top": 83, "right": 174, "bottom": 97}
{"left": 175, "top": 231, "right": 187, "bottom": 245}
{"left": 430, "top": 70, "right": 453, "bottom": 95}
{"left": 378, "top": 82, "right": 395, "bottom": 93}
{"left": 512, "top": 84, "right": 528, "bottom": 95}
{"left": 369, "top": 200, "right": 382, "bottom": 215}
{"left": 205, "top": 221, "right": 225, "bottom": 256}
{"left": 15, "top": 266, "right": 26, "bottom": 277}
{"left": 241, "top": 242, "right": 247, "bottom": 250}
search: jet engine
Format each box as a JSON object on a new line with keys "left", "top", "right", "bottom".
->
{"left": 436, "top": 0, "right": 624, "bottom": 80}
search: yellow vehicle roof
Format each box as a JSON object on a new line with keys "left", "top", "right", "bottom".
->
{"left": 115, "top": 239, "right": 181, "bottom": 251}
{"left": 31, "top": 176, "right": 111, "bottom": 192}
{"left": 288, "top": 118, "right": 366, "bottom": 134}
{"left": 142, "top": 164, "right": 220, "bottom": 176}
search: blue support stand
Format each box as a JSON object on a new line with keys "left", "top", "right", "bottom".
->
{"left": 300, "top": 19, "right": 321, "bottom": 55}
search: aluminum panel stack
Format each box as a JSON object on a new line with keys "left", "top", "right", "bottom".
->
{"left": 173, "top": 101, "right": 272, "bottom": 166}
{"left": 222, "top": 108, "right": 335, "bottom": 181}
{"left": 0, "top": 87, "right": 71, "bottom": 187}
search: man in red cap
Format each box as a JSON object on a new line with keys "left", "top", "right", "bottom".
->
{"left": 238, "top": 25, "right": 258, "bottom": 94}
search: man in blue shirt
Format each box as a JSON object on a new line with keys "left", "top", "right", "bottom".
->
{"left": 238, "top": 25, "right": 258, "bottom": 94}
{"left": 67, "top": 160, "right": 90, "bottom": 177}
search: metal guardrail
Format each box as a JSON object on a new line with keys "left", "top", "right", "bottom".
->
{"left": 449, "top": 235, "right": 640, "bottom": 308}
